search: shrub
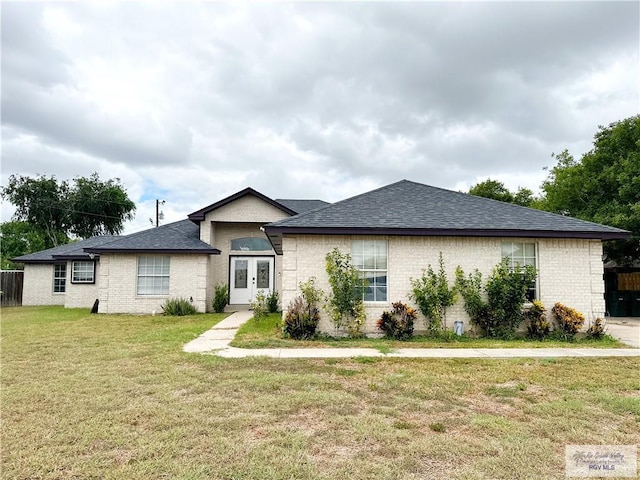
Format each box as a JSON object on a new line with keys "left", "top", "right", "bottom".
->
{"left": 409, "top": 253, "right": 457, "bottom": 335}
{"left": 551, "top": 302, "right": 585, "bottom": 340}
{"left": 282, "top": 278, "right": 323, "bottom": 339}
{"left": 250, "top": 290, "right": 269, "bottom": 320}
{"left": 377, "top": 301, "right": 417, "bottom": 340}
{"left": 586, "top": 317, "right": 606, "bottom": 340}
{"left": 525, "top": 300, "right": 550, "bottom": 340}
{"left": 325, "top": 248, "right": 367, "bottom": 337}
{"left": 455, "top": 259, "right": 537, "bottom": 338}
{"left": 266, "top": 290, "right": 280, "bottom": 313}
{"left": 484, "top": 259, "right": 537, "bottom": 338}
{"left": 161, "top": 297, "right": 197, "bottom": 316}
{"left": 212, "top": 283, "right": 229, "bottom": 313}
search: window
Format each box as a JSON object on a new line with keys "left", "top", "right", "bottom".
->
{"left": 53, "top": 264, "right": 66, "bottom": 293}
{"left": 351, "top": 240, "right": 388, "bottom": 302}
{"left": 137, "top": 256, "right": 170, "bottom": 295}
{"left": 501, "top": 242, "right": 537, "bottom": 301}
{"left": 72, "top": 261, "right": 95, "bottom": 283}
{"left": 231, "top": 237, "right": 272, "bottom": 251}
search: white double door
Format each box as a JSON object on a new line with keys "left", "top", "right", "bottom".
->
{"left": 229, "top": 256, "right": 274, "bottom": 304}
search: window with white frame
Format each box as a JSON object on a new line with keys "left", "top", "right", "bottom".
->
{"left": 137, "top": 256, "right": 170, "bottom": 295}
{"left": 72, "top": 261, "right": 95, "bottom": 283}
{"left": 53, "top": 264, "right": 66, "bottom": 293}
{"left": 501, "top": 241, "right": 537, "bottom": 301}
{"left": 351, "top": 240, "right": 388, "bottom": 302}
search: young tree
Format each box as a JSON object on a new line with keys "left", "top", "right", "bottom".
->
{"left": 2, "top": 173, "right": 136, "bottom": 246}
{"left": 539, "top": 115, "right": 640, "bottom": 265}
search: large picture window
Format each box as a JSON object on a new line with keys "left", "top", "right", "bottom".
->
{"left": 53, "top": 264, "right": 66, "bottom": 293}
{"left": 137, "top": 256, "right": 170, "bottom": 295}
{"left": 351, "top": 240, "right": 388, "bottom": 302}
{"left": 72, "top": 261, "right": 95, "bottom": 283}
{"left": 501, "top": 242, "right": 537, "bottom": 301}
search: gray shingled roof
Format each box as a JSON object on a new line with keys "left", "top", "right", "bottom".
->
{"left": 274, "top": 199, "right": 330, "bottom": 214}
{"left": 12, "top": 236, "right": 120, "bottom": 263}
{"left": 85, "top": 219, "right": 220, "bottom": 254}
{"left": 264, "top": 180, "right": 630, "bottom": 252}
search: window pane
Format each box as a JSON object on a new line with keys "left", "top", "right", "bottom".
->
{"left": 524, "top": 243, "right": 535, "bottom": 257}
{"left": 137, "top": 256, "right": 170, "bottom": 295}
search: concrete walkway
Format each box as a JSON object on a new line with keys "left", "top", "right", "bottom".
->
{"left": 183, "top": 312, "right": 640, "bottom": 359}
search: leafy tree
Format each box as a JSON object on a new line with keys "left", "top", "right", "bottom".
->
{"left": 469, "top": 179, "right": 535, "bottom": 207}
{"left": 0, "top": 221, "right": 65, "bottom": 269}
{"left": 539, "top": 115, "right": 640, "bottom": 264}
{"left": 2, "top": 173, "right": 136, "bottom": 247}
{"left": 325, "top": 248, "right": 367, "bottom": 337}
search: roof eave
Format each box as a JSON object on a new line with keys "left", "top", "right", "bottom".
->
{"left": 84, "top": 248, "right": 221, "bottom": 255}
{"left": 263, "top": 226, "right": 632, "bottom": 240}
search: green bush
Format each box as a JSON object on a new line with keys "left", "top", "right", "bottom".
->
{"left": 282, "top": 278, "right": 323, "bottom": 339}
{"left": 161, "top": 297, "right": 197, "bottom": 316}
{"left": 409, "top": 253, "right": 456, "bottom": 335}
{"left": 212, "top": 283, "right": 228, "bottom": 313}
{"left": 376, "top": 301, "right": 417, "bottom": 340}
{"left": 250, "top": 290, "right": 269, "bottom": 320}
{"left": 525, "top": 300, "right": 550, "bottom": 340}
{"left": 586, "top": 317, "right": 606, "bottom": 340}
{"left": 325, "top": 248, "right": 367, "bottom": 337}
{"left": 552, "top": 302, "right": 585, "bottom": 340}
{"left": 455, "top": 259, "right": 537, "bottom": 338}
{"left": 266, "top": 290, "right": 280, "bottom": 313}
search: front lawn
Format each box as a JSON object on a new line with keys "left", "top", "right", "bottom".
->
{"left": 2, "top": 306, "right": 639, "bottom": 480}
{"left": 231, "top": 313, "right": 626, "bottom": 349}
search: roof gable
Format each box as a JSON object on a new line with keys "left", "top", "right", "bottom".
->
{"left": 187, "top": 187, "right": 297, "bottom": 222}
{"left": 263, "top": 180, "right": 630, "bottom": 253}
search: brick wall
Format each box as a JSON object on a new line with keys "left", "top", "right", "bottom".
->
{"left": 22, "top": 264, "right": 65, "bottom": 306}
{"left": 281, "top": 235, "right": 606, "bottom": 335}
{"left": 65, "top": 262, "right": 100, "bottom": 309}
{"left": 97, "top": 254, "right": 209, "bottom": 314}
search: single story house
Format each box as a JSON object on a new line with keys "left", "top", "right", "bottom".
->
{"left": 14, "top": 180, "right": 631, "bottom": 333}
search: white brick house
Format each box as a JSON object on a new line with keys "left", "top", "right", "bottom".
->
{"left": 14, "top": 181, "right": 630, "bottom": 332}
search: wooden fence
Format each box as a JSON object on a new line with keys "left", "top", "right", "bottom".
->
{"left": 1, "top": 270, "right": 24, "bottom": 307}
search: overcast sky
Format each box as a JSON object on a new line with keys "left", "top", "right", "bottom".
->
{"left": 2, "top": 1, "right": 638, "bottom": 235}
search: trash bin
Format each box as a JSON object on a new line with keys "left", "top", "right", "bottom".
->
{"left": 607, "top": 291, "right": 630, "bottom": 317}
{"left": 631, "top": 291, "right": 640, "bottom": 317}
{"left": 453, "top": 321, "right": 464, "bottom": 336}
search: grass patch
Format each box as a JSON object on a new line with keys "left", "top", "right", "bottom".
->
{"left": 231, "top": 312, "right": 627, "bottom": 349}
{"left": 2, "top": 306, "right": 639, "bottom": 480}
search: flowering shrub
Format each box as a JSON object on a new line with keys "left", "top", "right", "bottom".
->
{"left": 525, "top": 300, "right": 550, "bottom": 340}
{"left": 551, "top": 302, "right": 585, "bottom": 340}
{"left": 377, "top": 302, "right": 417, "bottom": 340}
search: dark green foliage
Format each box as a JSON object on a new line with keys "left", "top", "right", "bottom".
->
{"left": 325, "top": 248, "right": 367, "bottom": 337}
{"left": 1, "top": 173, "right": 136, "bottom": 246}
{"left": 455, "top": 260, "right": 537, "bottom": 338}
{"left": 540, "top": 115, "right": 640, "bottom": 265}
{"left": 469, "top": 179, "right": 536, "bottom": 207}
{"left": 525, "top": 300, "right": 551, "bottom": 340}
{"left": 212, "top": 283, "right": 228, "bottom": 313}
{"left": 266, "top": 290, "right": 280, "bottom": 313}
{"left": 161, "top": 297, "right": 197, "bottom": 316}
{"left": 282, "top": 278, "right": 323, "bottom": 339}
{"left": 409, "top": 253, "right": 456, "bottom": 335}
{"left": 0, "top": 221, "right": 64, "bottom": 269}
{"left": 376, "top": 301, "right": 417, "bottom": 340}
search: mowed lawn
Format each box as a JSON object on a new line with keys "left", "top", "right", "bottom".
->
{"left": 2, "top": 307, "right": 639, "bottom": 480}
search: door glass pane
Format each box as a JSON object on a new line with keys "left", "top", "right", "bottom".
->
{"left": 235, "top": 260, "right": 248, "bottom": 289}
{"left": 256, "top": 260, "right": 270, "bottom": 289}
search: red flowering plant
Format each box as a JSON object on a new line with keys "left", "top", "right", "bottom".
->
{"left": 377, "top": 301, "right": 417, "bottom": 340}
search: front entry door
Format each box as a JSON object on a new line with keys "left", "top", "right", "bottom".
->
{"left": 229, "top": 257, "right": 274, "bottom": 304}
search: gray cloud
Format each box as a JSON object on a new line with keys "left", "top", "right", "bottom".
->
{"left": 1, "top": 1, "right": 638, "bottom": 234}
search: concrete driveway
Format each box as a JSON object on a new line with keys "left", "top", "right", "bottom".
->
{"left": 606, "top": 317, "right": 640, "bottom": 348}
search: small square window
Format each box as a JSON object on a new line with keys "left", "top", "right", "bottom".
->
{"left": 72, "top": 261, "right": 95, "bottom": 284}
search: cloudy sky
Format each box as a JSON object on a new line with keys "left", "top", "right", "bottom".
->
{"left": 2, "top": 1, "right": 638, "bottom": 234}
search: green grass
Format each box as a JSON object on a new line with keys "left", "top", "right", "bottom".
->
{"left": 2, "top": 306, "right": 639, "bottom": 480}
{"left": 231, "top": 313, "right": 626, "bottom": 349}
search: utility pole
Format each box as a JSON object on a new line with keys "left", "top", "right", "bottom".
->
{"left": 154, "top": 199, "right": 165, "bottom": 227}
